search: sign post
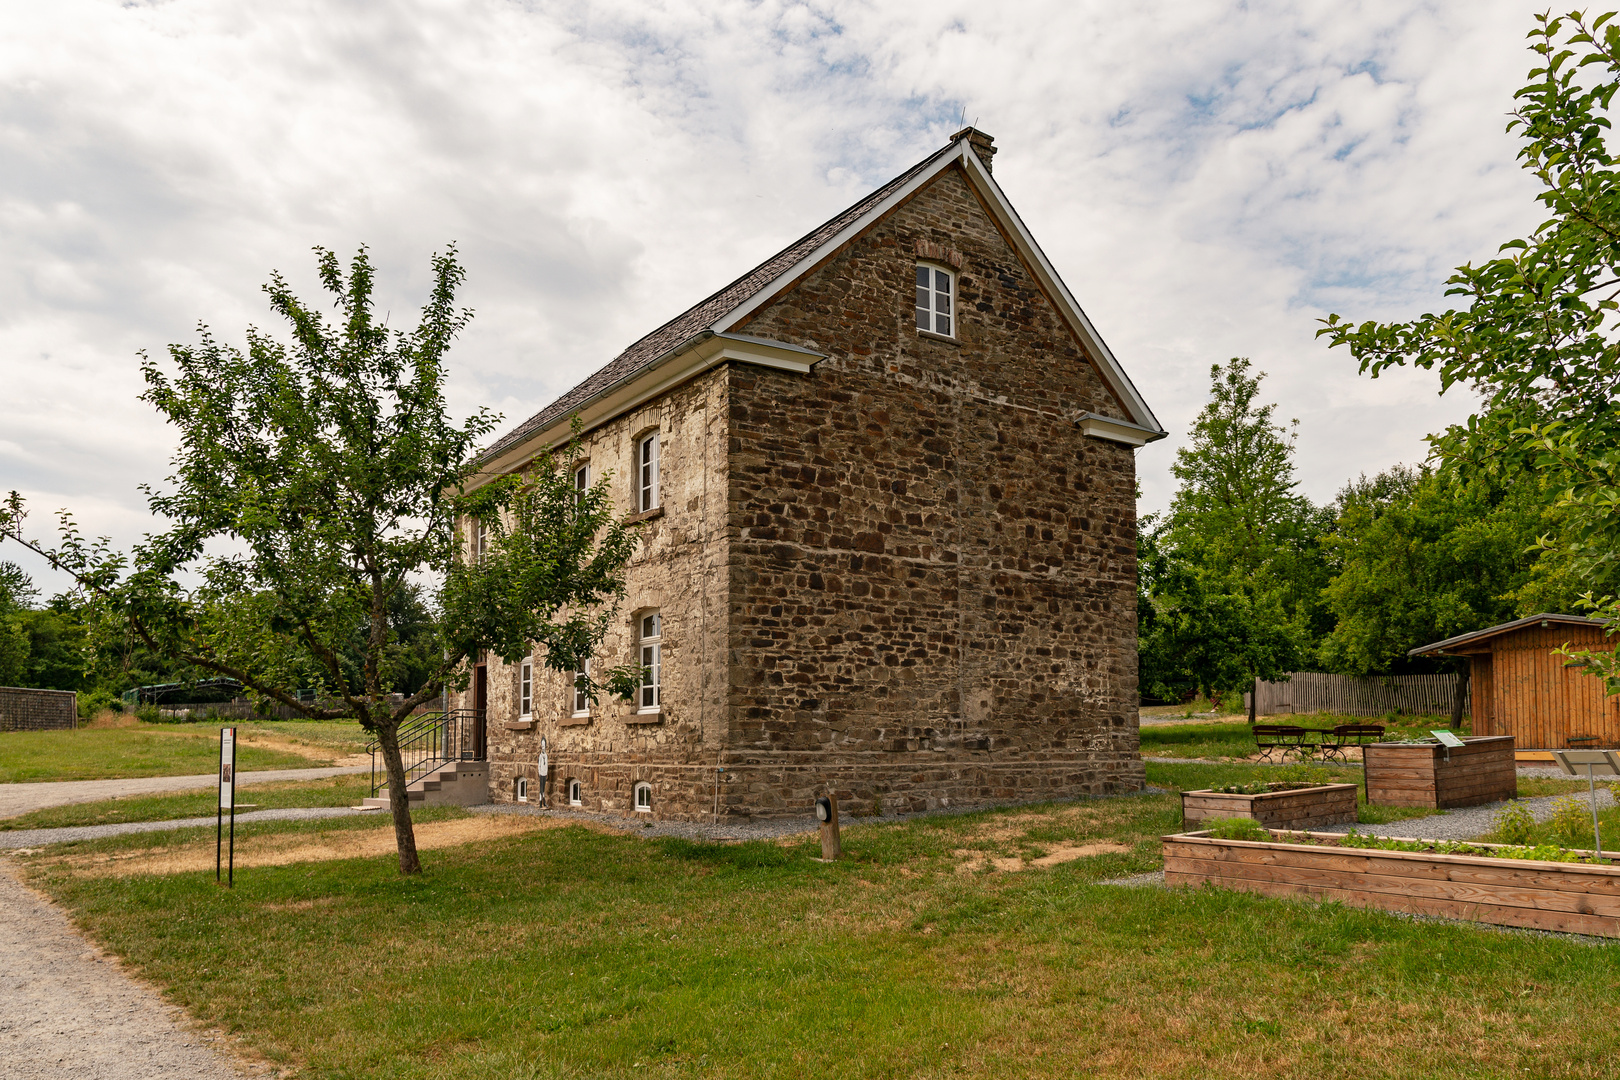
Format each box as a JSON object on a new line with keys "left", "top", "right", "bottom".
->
{"left": 217, "top": 727, "right": 237, "bottom": 887}
{"left": 1552, "top": 749, "right": 1620, "bottom": 861}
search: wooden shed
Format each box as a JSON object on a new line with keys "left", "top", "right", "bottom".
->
{"left": 1409, "top": 614, "right": 1617, "bottom": 750}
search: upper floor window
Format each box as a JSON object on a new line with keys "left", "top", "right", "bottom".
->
{"left": 638, "top": 433, "right": 660, "bottom": 512}
{"left": 574, "top": 463, "right": 590, "bottom": 506}
{"left": 519, "top": 660, "right": 533, "bottom": 719}
{"left": 470, "top": 518, "right": 489, "bottom": 562}
{"left": 915, "top": 264, "right": 953, "bottom": 337}
{"left": 638, "top": 612, "right": 661, "bottom": 713}
{"left": 572, "top": 657, "right": 591, "bottom": 717}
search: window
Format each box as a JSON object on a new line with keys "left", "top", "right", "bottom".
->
{"left": 634, "top": 782, "right": 652, "bottom": 812}
{"left": 470, "top": 518, "right": 489, "bottom": 562}
{"left": 516, "top": 777, "right": 528, "bottom": 803}
{"left": 574, "top": 463, "right": 589, "bottom": 506}
{"left": 572, "top": 657, "right": 591, "bottom": 717}
{"left": 519, "top": 660, "right": 533, "bottom": 719}
{"left": 638, "top": 432, "right": 660, "bottom": 512}
{"left": 568, "top": 778, "right": 582, "bottom": 806}
{"left": 915, "top": 264, "right": 953, "bottom": 337}
{"left": 638, "top": 612, "right": 661, "bottom": 712}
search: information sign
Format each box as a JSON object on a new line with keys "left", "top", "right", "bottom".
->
{"left": 216, "top": 726, "right": 238, "bottom": 887}
{"left": 1551, "top": 749, "right": 1620, "bottom": 861}
{"left": 1431, "top": 730, "right": 1465, "bottom": 748}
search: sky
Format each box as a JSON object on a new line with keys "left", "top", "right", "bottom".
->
{"left": 1, "top": 0, "right": 1552, "bottom": 594}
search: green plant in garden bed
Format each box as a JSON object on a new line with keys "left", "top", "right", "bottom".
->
{"left": 1195, "top": 821, "right": 1614, "bottom": 865}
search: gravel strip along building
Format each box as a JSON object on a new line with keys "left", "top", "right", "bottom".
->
{"left": 462, "top": 128, "right": 1165, "bottom": 821}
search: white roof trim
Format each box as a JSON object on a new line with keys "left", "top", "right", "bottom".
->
{"left": 713, "top": 139, "right": 1165, "bottom": 437}
{"left": 1078, "top": 412, "right": 1166, "bottom": 447}
{"left": 473, "top": 332, "right": 823, "bottom": 483}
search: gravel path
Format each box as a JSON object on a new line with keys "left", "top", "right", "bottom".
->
{"left": 0, "top": 766, "right": 370, "bottom": 820}
{"left": 1314, "top": 786, "right": 1618, "bottom": 842}
{"left": 0, "top": 806, "right": 375, "bottom": 850}
{"left": 0, "top": 861, "right": 259, "bottom": 1079}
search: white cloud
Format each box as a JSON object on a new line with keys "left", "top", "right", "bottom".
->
{"left": 0, "top": 0, "right": 1551, "bottom": 592}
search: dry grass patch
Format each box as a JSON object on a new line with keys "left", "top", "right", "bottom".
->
{"left": 40, "top": 814, "right": 573, "bottom": 878}
{"left": 953, "top": 841, "right": 1132, "bottom": 874}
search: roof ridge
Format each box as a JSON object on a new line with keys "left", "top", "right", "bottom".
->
{"left": 482, "top": 136, "right": 964, "bottom": 462}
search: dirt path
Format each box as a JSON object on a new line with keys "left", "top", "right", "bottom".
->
{"left": 0, "top": 860, "right": 260, "bottom": 1078}
{"left": 0, "top": 766, "right": 369, "bottom": 819}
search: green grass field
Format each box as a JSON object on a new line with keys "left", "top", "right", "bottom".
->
{"left": 1140, "top": 713, "right": 1471, "bottom": 761}
{"left": 22, "top": 769, "right": 1620, "bottom": 1080}
{"left": 0, "top": 726, "right": 326, "bottom": 783}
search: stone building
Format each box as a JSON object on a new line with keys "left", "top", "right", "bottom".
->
{"left": 463, "top": 128, "right": 1165, "bottom": 820}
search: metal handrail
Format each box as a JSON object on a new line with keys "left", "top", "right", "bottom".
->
{"left": 367, "top": 709, "right": 486, "bottom": 798}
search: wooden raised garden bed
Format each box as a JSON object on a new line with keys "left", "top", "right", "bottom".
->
{"left": 1164, "top": 829, "right": 1620, "bottom": 937}
{"left": 1181, "top": 783, "right": 1358, "bottom": 830}
{"left": 1363, "top": 735, "right": 1516, "bottom": 808}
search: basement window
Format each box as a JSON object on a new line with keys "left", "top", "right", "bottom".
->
{"left": 915, "top": 264, "right": 953, "bottom": 337}
{"left": 568, "top": 779, "right": 582, "bottom": 806}
{"left": 634, "top": 782, "right": 652, "bottom": 813}
{"left": 516, "top": 777, "right": 528, "bottom": 803}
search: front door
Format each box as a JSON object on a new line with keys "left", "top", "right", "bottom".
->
{"left": 472, "top": 663, "right": 488, "bottom": 760}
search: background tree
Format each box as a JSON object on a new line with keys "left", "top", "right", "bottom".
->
{"left": 0, "top": 561, "right": 34, "bottom": 686}
{"left": 1, "top": 246, "right": 642, "bottom": 874}
{"left": 1320, "top": 9, "right": 1620, "bottom": 684}
{"left": 1139, "top": 359, "right": 1330, "bottom": 703}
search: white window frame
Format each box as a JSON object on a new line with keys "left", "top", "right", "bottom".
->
{"left": 516, "top": 776, "right": 528, "bottom": 803}
{"left": 574, "top": 462, "right": 589, "bottom": 506}
{"left": 568, "top": 778, "right": 582, "bottom": 806}
{"left": 471, "top": 518, "right": 489, "bottom": 562}
{"left": 519, "top": 659, "right": 533, "bottom": 719}
{"left": 638, "top": 432, "right": 660, "bottom": 512}
{"left": 915, "top": 263, "right": 954, "bottom": 338}
{"left": 572, "top": 657, "right": 591, "bottom": 717}
{"left": 638, "top": 612, "right": 661, "bottom": 713}
{"left": 634, "top": 781, "right": 652, "bottom": 813}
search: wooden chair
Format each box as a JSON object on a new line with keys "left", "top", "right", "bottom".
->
{"left": 1253, "top": 724, "right": 1315, "bottom": 763}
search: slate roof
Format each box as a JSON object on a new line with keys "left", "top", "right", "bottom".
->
{"left": 1408, "top": 613, "right": 1609, "bottom": 656}
{"left": 482, "top": 139, "right": 959, "bottom": 462}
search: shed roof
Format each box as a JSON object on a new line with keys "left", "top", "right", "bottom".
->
{"left": 480, "top": 127, "right": 1164, "bottom": 467}
{"left": 1407, "top": 613, "right": 1610, "bottom": 657}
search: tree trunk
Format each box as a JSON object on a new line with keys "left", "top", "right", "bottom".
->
{"left": 1449, "top": 661, "right": 1471, "bottom": 732}
{"left": 374, "top": 718, "right": 422, "bottom": 874}
{"left": 1248, "top": 676, "right": 1258, "bottom": 725}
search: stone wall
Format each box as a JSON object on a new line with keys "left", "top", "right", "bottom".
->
{"left": 716, "top": 162, "right": 1143, "bottom": 815}
{"left": 472, "top": 366, "right": 733, "bottom": 817}
{"left": 0, "top": 687, "right": 77, "bottom": 732}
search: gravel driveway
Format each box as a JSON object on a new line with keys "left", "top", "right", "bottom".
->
{"left": 0, "top": 861, "right": 259, "bottom": 1078}
{"left": 0, "top": 766, "right": 369, "bottom": 820}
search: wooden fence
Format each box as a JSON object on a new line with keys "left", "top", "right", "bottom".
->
{"left": 0, "top": 687, "right": 78, "bottom": 731}
{"left": 1247, "top": 672, "right": 1468, "bottom": 718}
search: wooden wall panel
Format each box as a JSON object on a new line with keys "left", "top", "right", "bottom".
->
{"left": 1471, "top": 654, "right": 1493, "bottom": 736}
{"left": 1489, "top": 625, "right": 1615, "bottom": 748}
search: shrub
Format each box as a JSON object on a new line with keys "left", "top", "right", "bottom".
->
{"left": 1549, "top": 795, "right": 1593, "bottom": 847}
{"left": 1490, "top": 800, "right": 1535, "bottom": 845}
{"left": 1218, "top": 690, "right": 1243, "bottom": 714}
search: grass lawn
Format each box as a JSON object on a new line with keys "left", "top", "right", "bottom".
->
{"left": 19, "top": 776, "right": 1620, "bottom": 1080}
{"left": 0, "top": 726, "right": 327, "bottom": 783}
{"left": 0, "top": 774, "right": 373, "bottom": 830}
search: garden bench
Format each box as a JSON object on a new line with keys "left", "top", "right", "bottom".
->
{"left": 1252, "top": 724, "right": 1317, "bottom": 763}
{"left": 1321, "top": 724, "right": 1386, "bottom": 763}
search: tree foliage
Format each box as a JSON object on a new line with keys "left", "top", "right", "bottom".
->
{"left": 1319, "top": 9, "right": 1620, "bottom": 685}
{"left": 1139, "top": 359, "right": 1329, "bottom": 700}
{"left": 2, "top": 246, "right": 641, "bottom": 873}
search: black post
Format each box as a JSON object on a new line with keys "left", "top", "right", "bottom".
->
{"left": 216, "top": 799, "right": 223, "bottom": 883}
{"left": 1249, "top": 676, "right": 1258, "bottom": 725}
{"left": 228, "top": 733, "right": 237, "bottom": 887}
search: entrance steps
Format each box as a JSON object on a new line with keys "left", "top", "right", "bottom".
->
{"left": 363, "top": 758, "right": 490, "bottom": 809}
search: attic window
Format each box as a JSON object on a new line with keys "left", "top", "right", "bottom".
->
{"left": 915, "top": 265, "right": 953, "bottom": 337}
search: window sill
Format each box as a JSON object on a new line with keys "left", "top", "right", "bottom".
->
{"left": 916, "top": 329, "right": 960, "bottom": 346}
{"left": 558, "top": 714, "right": 590, "bottom": 727}
{"left": 629, "top": 506, "right": 665, "bottom": 524}
{"left": 503, "top": 720, "right": 535, "bottom": 731}
{"left": 627, "top": 711, "right": 664, "bottom": 725}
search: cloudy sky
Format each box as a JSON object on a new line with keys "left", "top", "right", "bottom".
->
{"left": 3, "top": 0, "right": 1549, "bottom": 592}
